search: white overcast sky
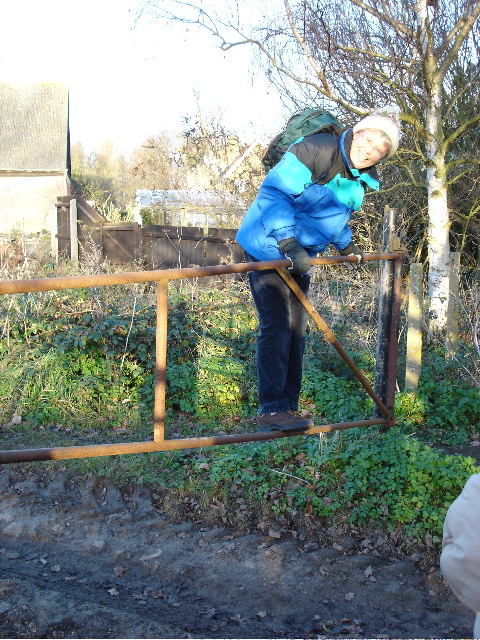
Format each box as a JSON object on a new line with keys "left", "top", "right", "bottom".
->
{"left": 0, "top": 0, "right": 285, "bottom": 156}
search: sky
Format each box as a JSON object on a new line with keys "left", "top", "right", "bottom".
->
{"left": 0, "top": 0, "right": 286, "bottom": 157}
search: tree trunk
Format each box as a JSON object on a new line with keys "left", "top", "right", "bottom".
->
{"left": 419, "top": 0, "right": 451, "bottom": 334}
{"left": 426, "top": 157, "right": 450, "bottom": 332}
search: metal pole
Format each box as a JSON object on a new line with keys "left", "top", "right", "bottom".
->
{"left": 0, "top": 418, "right": 389, "bottom": 464}
{"left": 154, "top": 280, "right": 168, "bottom": 441}
{"left": 0, "top": 253, "right": 399, "bottom": 296}
{"left": 373, "top": 207, "right": 399, "bottom": 420}
{"left": 385, "top": 254, "right": 403, "bottom": 416}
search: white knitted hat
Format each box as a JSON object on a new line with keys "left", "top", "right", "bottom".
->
{"left": 352, "top": 105, "right": 401, "bottom": 159}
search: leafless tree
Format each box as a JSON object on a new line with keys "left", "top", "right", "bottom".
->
{"left": 129, "top": 131, "right": 188, "bottom": 190}
{"left": 139, "top": 0, "right": 480, "bottom": 333}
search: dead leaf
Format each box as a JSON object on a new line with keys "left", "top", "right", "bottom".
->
{"left": 345, "top": 592, "right": 355, "bottom": 601}
{"left": 268, "top": 528, "right": 281, "bottom": 539}
{"left": 113, "top": 565, "right": 128, "bottom": 577}
{"left": 256, "top": 611, "right": 267, "bottom": 619}
{"left": 51, "top": 564, "right": 61, "bottom": 573}
{"left": 230, "top": 613, "right": 246, "bottom": 622}
{"left": 108, "top": 588, "right": 119, "bottom": 596}
{"left": 364, "top": 566, "right": 374, "bottom": 578}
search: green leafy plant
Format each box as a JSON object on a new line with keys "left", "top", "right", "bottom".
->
{"left": 2, "top": 265, "right": 480, "bottom": 552}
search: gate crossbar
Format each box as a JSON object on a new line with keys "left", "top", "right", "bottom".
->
{"left": 0, "top": 252, "right": 401, "bottom": 464}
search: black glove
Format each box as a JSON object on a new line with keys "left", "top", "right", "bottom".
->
{"left": 338, "top": 242, "right": 364, "bottom": 270}
{"left": 278, "top": 237, "right": 311, "bottom": 276}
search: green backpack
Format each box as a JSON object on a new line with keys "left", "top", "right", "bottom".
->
{"left": 262, "top": 108, "right": 345, "bottom": 183}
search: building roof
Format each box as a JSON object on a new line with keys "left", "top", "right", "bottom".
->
{"left": 0, "top": 82, "right": 69, "bottom": 173}
{"left": 135, "top": 189, "right": 245, "bottom": 208}
{"left": 134, "top": 189, "right": 246, "bottom": 227}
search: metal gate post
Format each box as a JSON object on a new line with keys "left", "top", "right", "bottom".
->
{"left": 385, "top": 254, "right": 403, "bottom": 415}
{"left": 374, "top": 207, "right": 401, "bottom": 423}
{"left": 154, "top": 280, "right": 168, "bottom": 441}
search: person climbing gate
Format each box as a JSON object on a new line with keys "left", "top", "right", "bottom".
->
{"left": 236, "top": 104, "right": 402, "bottom": 432}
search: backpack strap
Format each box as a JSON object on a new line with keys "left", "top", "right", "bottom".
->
{"left": 314, "top": 134, "right": 346, "bottom": 185}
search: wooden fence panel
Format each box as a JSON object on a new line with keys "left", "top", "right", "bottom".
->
{"left": 142, "top": 226, "right": 206, "bottom": 269}
{"left": 101, "top": 223, "right": 140, "bottom": 264}
{"left": 206, "top": 227, "right": 244, "bottom": 265}
{"left": 168, "top": 226, "right": 205, "bottom": 267}
{"left": 56, "top": 196, "right": 244, "bottom": 270}
{"left": 76, "top": 198, "right": 104, "bottom": 263}
{"left": 142, "top": 227, "right": 181, "bottom": 269}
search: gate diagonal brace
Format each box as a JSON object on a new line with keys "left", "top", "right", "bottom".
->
{"left": 275, "top": 266, "right": 390, "bottom": 420}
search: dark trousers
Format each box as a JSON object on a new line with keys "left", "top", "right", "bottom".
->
{"left": 246, "top": 252, "right": 310, "bottom": 414}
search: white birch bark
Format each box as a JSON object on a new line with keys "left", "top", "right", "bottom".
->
{"left": 417, "top": 0, "right": 450, "bottom": 331}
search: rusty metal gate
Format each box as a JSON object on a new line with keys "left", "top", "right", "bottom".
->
{"left": 0, "top": 251, "right": 403, "bottom": 464}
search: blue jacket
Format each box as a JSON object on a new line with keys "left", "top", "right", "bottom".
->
{"left": 236, "top": 129, "right": 380, "bottom": 261}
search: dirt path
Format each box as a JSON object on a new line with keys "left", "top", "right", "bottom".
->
{"left": 0, "top": 466, "right": 474, "bottom": 639}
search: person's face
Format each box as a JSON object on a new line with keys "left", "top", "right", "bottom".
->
{"left": 350, "top": 128, "right": 390, "bottom": 169}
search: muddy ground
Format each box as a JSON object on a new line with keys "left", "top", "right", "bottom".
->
{"left": 0, "top": 458, "right": 477, "bottom": 640}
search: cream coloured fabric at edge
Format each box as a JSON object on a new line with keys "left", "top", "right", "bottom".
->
{"left": 441, "top": 473, "right": 480, "bottom": 639}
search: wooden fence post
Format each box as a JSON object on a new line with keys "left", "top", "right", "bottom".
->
{"left": 446, "top": 251, "right": 461, "bottom": 355}
{"left": 405, "top": 263, "right": 423, "bottom": 391}
{"left": 69, "top": 198, "right": 78, "bottom": 264}
{"left": 373, "top": 206, "right": 399, "bottom": 418}
{"left": 50, "top": 204, "right": 58, "bottom": 263}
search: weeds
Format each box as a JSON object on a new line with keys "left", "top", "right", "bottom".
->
{"left": 1, "top": 235, "right": 480, "bottom": 549}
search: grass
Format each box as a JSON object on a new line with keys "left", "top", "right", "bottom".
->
{"left": 1, "top": 248, "right": 480, "bottom": 552}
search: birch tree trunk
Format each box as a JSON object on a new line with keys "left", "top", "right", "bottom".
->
{"left": 422, "top": 58, "right": 451, "bottom": 330}
{"left": 426, "top": 156, "right": 451, "bottom": 330}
